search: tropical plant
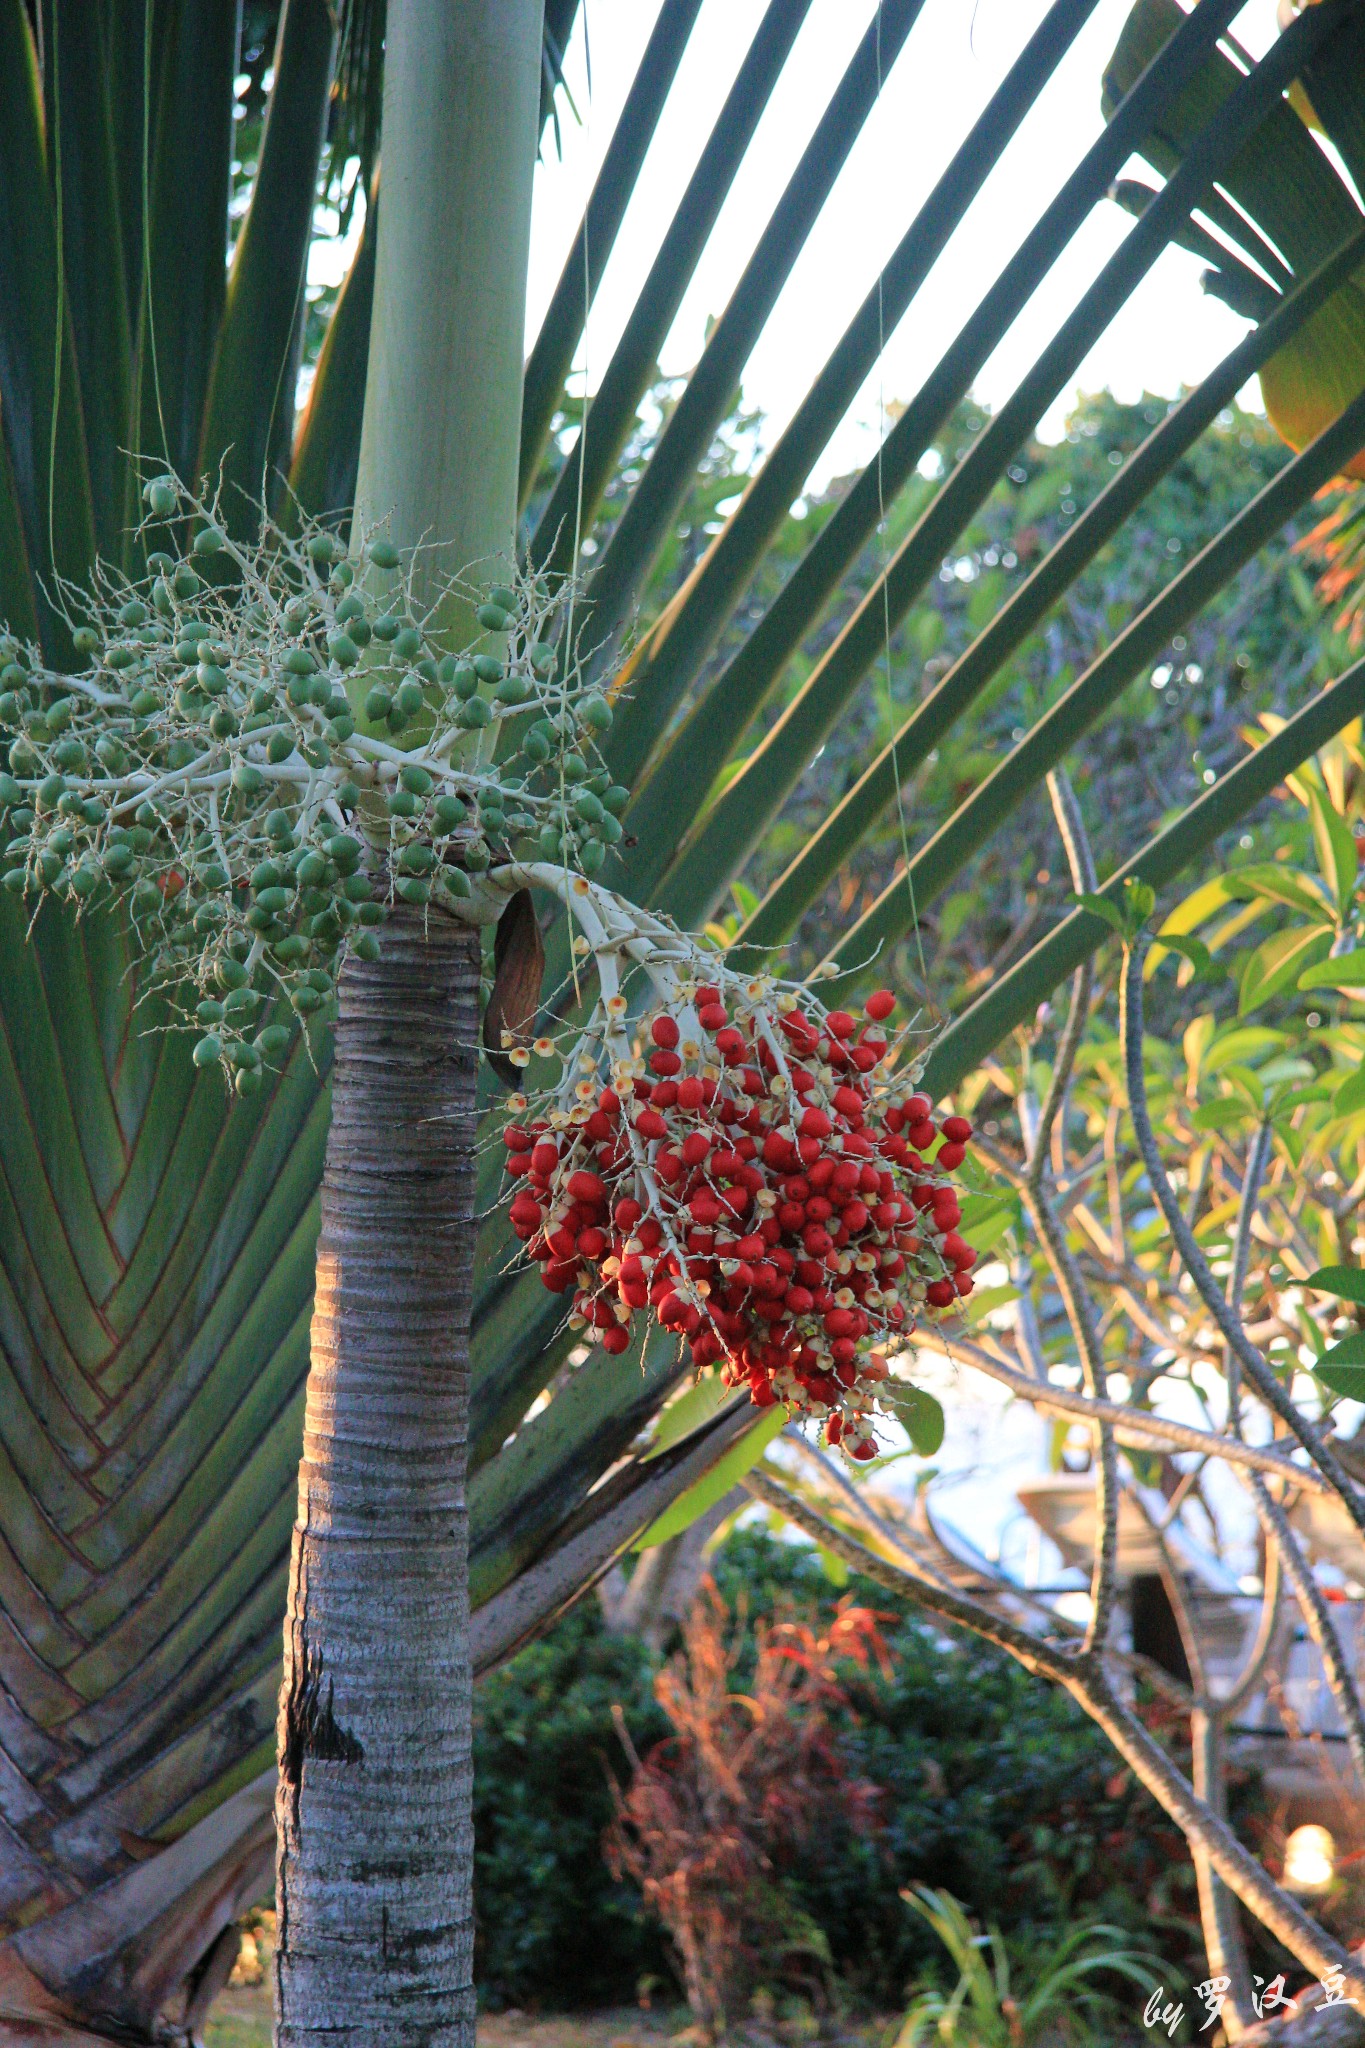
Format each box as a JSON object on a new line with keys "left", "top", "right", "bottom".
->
{"left": 6, "top": 0, "right": 1365, "bottom": 2040}
{"left": 892, "top": 1886, "right": 1161, "bottom": 2048}
{"left": 605, "top": 1580, "right": 886, "bottom": 2038}
{"left": 746, "top": 760, "right": 1365, "bottom": 2036}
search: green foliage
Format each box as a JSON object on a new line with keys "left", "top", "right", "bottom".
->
{"left": 473, "top": 1600, "right": 671, "bottom": 2009}
{"left": 892, "top": 1887, "right": 1160, "bottom": 2048}
{"left": 472, "top": 1529, "right": 1216, "bottom": 2013}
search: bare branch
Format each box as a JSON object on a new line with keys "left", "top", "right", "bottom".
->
{"left": 1120, "top": 936, "right": 1365, "bottom": 1531}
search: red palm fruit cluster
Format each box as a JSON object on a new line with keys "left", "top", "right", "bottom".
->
{"left": 500, "top": 984, "right": 977, "bottom": 1459}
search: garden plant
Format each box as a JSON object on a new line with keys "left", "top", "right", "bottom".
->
{"left": 4, "top": 0, "right": 1365, "bottom": 2044}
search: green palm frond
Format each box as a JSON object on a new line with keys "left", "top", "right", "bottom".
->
{"left": 3, "top": 0, "right": 1365, "bottom": 2026}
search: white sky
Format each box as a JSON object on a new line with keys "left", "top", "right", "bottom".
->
{"left": 525, "top": 0, "right": 1287, "bottom": 491}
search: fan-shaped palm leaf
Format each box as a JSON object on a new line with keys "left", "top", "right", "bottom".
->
{"left": 3, "top": 0, "right": 1365, "bottom": 2034}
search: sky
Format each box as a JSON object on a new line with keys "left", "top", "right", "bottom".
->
{"left": 523, "top": 0, "right": 1289, "bottom": 493}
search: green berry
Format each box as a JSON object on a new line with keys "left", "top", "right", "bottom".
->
{"left": 577, "top": 692, "right": 612, "bottom": 732}
{"left": 193, "top": 1034, "right": 222, "bottom": 1068}
{"left": 457, "top": 697, "right": 493, "bottom": 729}
{"left": 395, "top": 875, "right": 431, "bottom": 904}
{"left": 439, "top": 867, "right": 472, "bottom": 900}
{"left": 267, "top": 732, "right": 294, "bottom": 764}
{"left": 72, "top": 626, "right": 101, "bottom": 658}
{"left": 522, "top": 729, "right": 551, "bottom": 765}
{"left": 352, "top": 930, "right": 382, "bottom": 962}
{"left": 473, "top": 654, "right": 501, "bottom": 685}
{"left": 602, "top": 784, "right": 630, "bottom": 814}
{"left": 490, "top": 585, "right": 516, "bottom": 612}
{"left": 372, "top": 614, "right": 400, "bottom": 643}
{"left": 368, "top": 539, "right": 400, "bottom": 571}
{"left": 308, "top": 532, "right": 336, "bottom": 566}
{"left": 398, "top": 842, "right": 435, "bottom": 876}
{"left": 365, "top": 685, "right": 393, "bottom": 722}
{"left": 386, "top": 789, "right": 419, "bottom": 819}
{"left": 285, "top": 648, "right": 317, "bottom": 676}
{"left": 400, "top": 763, "right": 433, "bottom": 796}
{"left": 197, "top": 1000, "right": 225, "bottom": 1025}
{"left": 144, "top": 476, "right": 178, "bottom": 519}
{"left": 232, "top": 762, "right": 265, "bottom": 794}
{"left": 173, "top": 565, "right": 202, "bottom": 599}
{"left": 326, "top": 834, "right": 362, "bottom": 874}
{"left": 193, "top": 523, "right": 225, "bottom": 557}
{"left": 256, "top": 1023, "right": 293, "bottom": 1057}
{"left": 476, "top": 603, "right": 509, "bottom": 632}
{"left": 433, "top": 794, "right": 467, "bottom": 831}
{"left": 396, "top": 678, "right": 425, "bottom": 717}
{"left": 392, "top": 627, "right": 421, "bottom": 661}
{"left": 328, "top": 632, "right": 360, "bottom": 667}
{"left": 496, "top": 673, "right": 530, "bottom": 706}
{"left": 452, "top": 663, "right": 479, "bottom": 701}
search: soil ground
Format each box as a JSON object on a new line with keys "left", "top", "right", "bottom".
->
{"left": 204, "top": 1915, "right": 892, "bottom": 2048}
{"left": 206, "top": 1986, "right": 696, "bottom": 2048}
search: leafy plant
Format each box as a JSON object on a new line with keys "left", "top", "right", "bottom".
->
{"left": 892, "top": 1888, "right": 1160, "bottom": 2048}
{"left": 605, "top": 1580, "right": 885, "bottom": 2037}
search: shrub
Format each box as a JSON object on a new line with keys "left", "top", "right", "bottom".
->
{"left": 473, "top": 1528, "right": 1214, "bottom": 2012}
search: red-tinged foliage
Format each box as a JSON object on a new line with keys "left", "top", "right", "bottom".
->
{"left": 605, "top": 1582, "right": 887, "bottom": 2037}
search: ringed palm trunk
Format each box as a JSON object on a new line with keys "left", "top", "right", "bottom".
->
{"left": 273, "top": 2, "right": 543, "bottom": 2038}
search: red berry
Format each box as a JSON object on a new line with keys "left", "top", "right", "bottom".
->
{"left": 865, "top": 989, "right": 895, "bottom": 1021}
{"left": 677, "top": 1075, "right": 705, "bottom": 1111}
{"left": 799, "top": 1106, "right": 832, "bottom": 1140}
{"left": 904, "top": 1094, "right": 931, "bottom": 1123}
{"left": 937, "top": 1141, "right": 967, "bottom": 1171}
{"left": 531, "top": 1140, "right": 559, "bottom": 1176}
{"left": 651, "top": 1014, "right": 680, "bottom": 1049}
{"left": 925, "top": 1278, "right": 955, "bottom": 1309}
{"left": 698, "top": 1003, "right": 728, "bottom": 1031}
{"left": 826, "top": 1011, "right": 855, "bottom": 1038}
{"left": 567, "top": 1169, "right": 607, "bottom": 1207}
{"left": 601, "top": 1325, "right": 631, "bottom": 1355}
{"left": 614, "top": 1197, "right": 643, "bottom": 1230}
{"left": 941, "top": 1115, "right": 972, "bottom": 1144}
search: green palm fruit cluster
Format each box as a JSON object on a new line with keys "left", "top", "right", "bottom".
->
{"left": 0, "top": 474, "right": 627, "bottom": 1089}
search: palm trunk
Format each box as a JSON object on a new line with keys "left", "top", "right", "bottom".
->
{"left": 274, "top": 907, "right": 482, "bottom": 2043}
{"left": 274, "top": 0, "right": 540, "bottom": 2036}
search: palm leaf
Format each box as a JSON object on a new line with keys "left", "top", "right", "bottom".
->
{"left": 4, "top": 0, "right": 1365, "bottom": 2026}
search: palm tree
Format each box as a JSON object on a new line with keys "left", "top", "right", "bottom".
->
{"left": 2, "top": 0, "right": 1365, "bottom": 2039}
